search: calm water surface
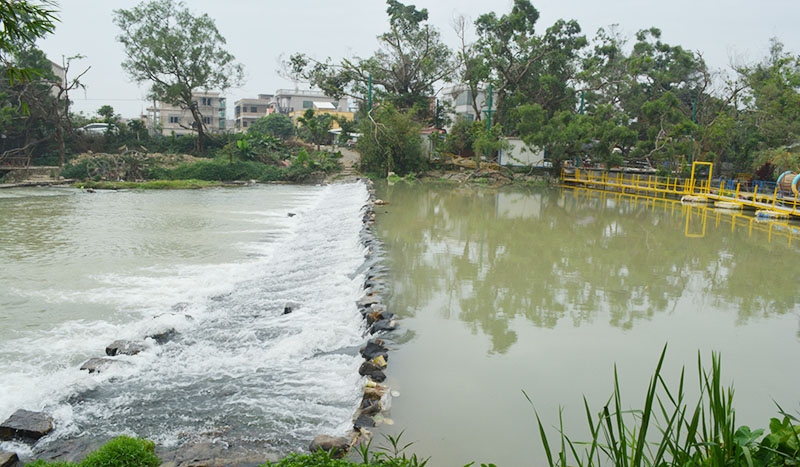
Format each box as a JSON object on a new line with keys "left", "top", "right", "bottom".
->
{"left": 374, "top": 183, "right": 800, "bottom": 466}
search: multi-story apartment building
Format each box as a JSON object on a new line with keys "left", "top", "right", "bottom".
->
{"left": 146, "top": 91, "right": 227, "bottom": 136}
{"left": 233, "top": 94, "right": 273, "bottom": 132}
{"left": 272, "top": 89, "right": 348, "bottom": 115}
{"left": 440, "top": 84, "right": 494, "bottom": 127}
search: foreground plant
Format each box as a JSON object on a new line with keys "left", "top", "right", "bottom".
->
{"left": 26, "top": 435, "right": 160, "bottom": 467}
{"left": 527, "top": 345, "right": 800, "bottom": 466}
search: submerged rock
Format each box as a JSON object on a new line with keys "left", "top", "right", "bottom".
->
{"left": 358, "top": 361, "right": 386, "bottom": 382}
{"left": 0, "top": 409, "right": 53, "bottom": 441}
{"left": 79, "top": 357, "right": 123, "bottom": 374}
{"left": 308, "top": 434, "right": 351, "bottom": 457}
{"left": 105, "top": 340, "right": 146, "bottom": 356}
{"left": 0, "top": 452, "right": 18, "bottom": 467}
{"left": 147, "top": 328, "right": 177, "bottom": 344}
{"left": 360, "top": 339, "right": 388, "bottom": 361}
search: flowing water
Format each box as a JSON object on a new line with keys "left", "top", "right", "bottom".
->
{"left": 0, "top": 183, "right": 370, "bottom": 460}
{"left": 373, "top": 182, "right": 800, "bottom": 466}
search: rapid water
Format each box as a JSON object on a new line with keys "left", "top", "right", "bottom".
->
{"left": 0, "top": 183, "right": 370, "bottom": 459}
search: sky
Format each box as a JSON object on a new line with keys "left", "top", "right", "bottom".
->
{"left": 37, "top": 0, "right": 800, "bottom": 119}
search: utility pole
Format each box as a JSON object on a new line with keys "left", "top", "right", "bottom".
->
{"left": 580, "top": 90, "right": 585, "bottom": 115}
{"left": 482, "top": 83, "right": 495, "bottom": 160}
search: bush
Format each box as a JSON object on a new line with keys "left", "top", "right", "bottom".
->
{"left": 248, "top": 114, "right": 295, "bottom": 140}
{"left": 26, "top": 436, "right": 160, "bottom": 467}
{"left": 356, "top": 103, "right": 425, "bottom": 177}
{"left": 151, "top": 159, "right": 284, "bottom": 182}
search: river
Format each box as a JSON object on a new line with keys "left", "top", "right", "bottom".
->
{"left": 372, "top": 182, "right": 800, "bottom": 466}
{"left": 0, "top": 183, "right": 370, "bottom": 461}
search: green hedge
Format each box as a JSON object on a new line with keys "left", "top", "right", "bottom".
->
{"left": 26, "top": 436, "right": 160, "bottom": 467}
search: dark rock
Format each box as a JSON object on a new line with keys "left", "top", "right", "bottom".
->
{"left": 359, "top": 398, "right": 381, "bottom": 416}
{"left": 31, "top": 437, "right": 102, "bottom": 464}
{"left": 283, "top": 301, "right": 299, "bottom": 315}
{"left": 360, "top": 339, "right": 388, "bottom": 361}
{"left": 357, "top": 295, "right": 380, "bottom": 308}
{"left": 283, "top": 306, "right": 292, "bottom": 315}
{"left": 358, "top": 362, "right": 387, "bottom": 382}
{"left": 354, "top": 414, "right": 375, "bottom": 430}
{"left": 0, "top": 452, "right": 18, "bottom": 467}
{"left": 308, "top": 434, "right": 351, "bottom": 457}
{"left": 0, "top": 410, "right": 53, "bottom": 441}
{"left": 369, "top": 319, "right": 397, "bottom": 334}
{"left": 80, "top": 357, "right": 126, "bottom": 374}
{"left": 287, "top": 212, "right": 296, "bottom": 217}
{"left": 365, "top": 309, "right": 392, "bottom": 325}
{"left": 105, "top": 340, "right": 146, "bottom": 356}
{"left": 148, "top": 328, "right": 177, "bottom": 344}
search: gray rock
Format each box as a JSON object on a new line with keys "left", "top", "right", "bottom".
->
{"left": 358, "top": 361, "right": 386, "bottom": 382}
{"left": 369, "top": 319, "right": 397, "bottom": 334}
{"left": 357, "top": 295, "right": 380, "bottom": 308}
{"left": 354, "top": 414, "right": 375, "bottom": 430}
{"left": 105, "top": 340, "right": 146, "bottom": 356}
{"left": 309, "top": 434, "right": 351, "bottom": 457}
{"left": 148, "top": 328, "right": 177, "bottom": 344}
{"left": 0, "top": 410, "right": 53, "bottom": 441}
{"left": 0, "top": 451, "right": 18, "bottom": 467}
{"left": 359, "top": 398, "right": 381, "bottom": 416}
{"left": 360, "top": 339, "right": 388, "bottom": 361}
{"left": 79, "top": 357, "right": 118, "bottom": 373}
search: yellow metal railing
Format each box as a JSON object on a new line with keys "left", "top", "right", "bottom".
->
{"left": 561, "top": 162, "right": 800, "bottom": 218}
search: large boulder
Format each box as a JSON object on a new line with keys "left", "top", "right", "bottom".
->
{"left": 308, "top": 435, "right": 351, "bottom": 457}
{"left": 80, "top": 357, "right": 122, "bottom": 374}
{"left": 0, "top": 410, "right": 53, "bottom": 441}
{"left": 369, "top": 319, "right": 397, "bottom": 334}
{"left": 105, "top": 340, "right": 146, "bottom": 356}
{"left": 0, "top": 451, "right": 19, "bottom": 467}
{"left": 353, "top": 414, "right": 375, "bottom": 430}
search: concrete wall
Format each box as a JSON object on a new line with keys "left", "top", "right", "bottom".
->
{"left": 498, "top": 137, "right": 548, "bottom": 167}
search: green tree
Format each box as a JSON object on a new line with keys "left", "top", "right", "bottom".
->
{"left": 296, "top": 109, "right": 332, "bottom": 151}
{"left": 357, "top": 103, "right": 423, "bottom": 176}
{"left": 97, "top": 104, "right": 115, "bottom": 122}
{"left": 247, "top": 113, "right": 294, "bottom": 140}
{"left": 289, "top": 0, "right": 453, "bottom": 117}
{"left": 114, "top": 0, "right": 244, "bottom": 153}
{"left": 0, "top": 0, "right": 58, "bottom": 84}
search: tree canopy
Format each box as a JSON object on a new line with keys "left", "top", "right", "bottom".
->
{"left": 114, "top": 0, "right": 243, "bottom": 152}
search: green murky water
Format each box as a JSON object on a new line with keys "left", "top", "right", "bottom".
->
{"left": 374, "top": 182, "right": 800, "bottom": 466}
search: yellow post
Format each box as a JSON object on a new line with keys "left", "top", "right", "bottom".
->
{"left": 772, "top": 186, "right": 778, "bottom": 208}
{"left": 735, "top": 183, "right": 740, "bottom": 200}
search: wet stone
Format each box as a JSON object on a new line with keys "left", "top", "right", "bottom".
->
{"left": 79, "top": 357, "right": 125, "bottom": 374}
{"left": 0, "top": 452, "right": 18, "bottom": 467}
{"left": 105, "top": 340, "right": 146, "bottom": 356}
{"left": 359, "top": 398, "right": 382, "bottom": 416}
{"left": 360, "top": 339, "right": 388, "bottom": 361}
{"left": 354, "top": 414, "right": 375, "bottom": 430}
{"left": 369, "top": 319, "right": 397, "bottom": 334}
{"left": 148, "top": 328, "right": 177, "bottom": 344}
{"left": 358, "top": 361, "right": 386, "bottom": 382}
{"left": 309, "top": 434, "right": 351, "bottom": 457}
{"left": 0, "top": 409, "right": 53, "bottom": 442}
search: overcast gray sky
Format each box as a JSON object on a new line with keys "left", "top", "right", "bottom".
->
{"left": 38, "top": 0, "right": 800, "bottom": 119}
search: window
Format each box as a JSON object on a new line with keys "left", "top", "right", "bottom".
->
{"left": 168, "top": 116, "right": 180, "bottom": 124}
{"left": 456, "top": 91, "right": 472, "bottom": 106}
{"left": 302, "top": 100, "right": 313, "bottom": 109}
{"left": 243, "top": 121, "right": 248, "bottom": 127}
{"left": 250, "top": 106, "right": 257, "bottom": 113}
{"left": 235, "top": 106, "right": 240, "bottom": 116}
{"left": 203, "top": 116, "right": 211, "bottom": 124}
{"left": 201, "top": 97, "right": 213, "bottom": 106}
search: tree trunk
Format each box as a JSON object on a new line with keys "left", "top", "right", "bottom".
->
{"left": 56, "top": 126, "right": 65, "bottom": 167}
{"left": 189, "top": 104, "right": 206, "bottom": 153}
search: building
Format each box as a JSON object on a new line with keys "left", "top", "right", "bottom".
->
{"left": 440, "top": 84, "right": 494, "bottom": 127}
{"left": 497, "top": 137, "right": 549, "bottom": 167}
{"left": 233, "top": 94, "right": 273, "bottom": 132}
{"left": 146, "top": 91, "right": 227, "bottom": 136}
{"left": 288, "top": 101, "right": 354, "bottom": 130}
{"left": 272, "top": 89, "right": 347, "bottom": 115}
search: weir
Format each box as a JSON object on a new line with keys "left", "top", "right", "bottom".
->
{"left": 561, "top": 161, "right": 800, "bottom": 219}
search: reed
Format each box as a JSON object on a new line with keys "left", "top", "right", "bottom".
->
{"left": 527, "top": 345, "right": 800, "bottom": 466}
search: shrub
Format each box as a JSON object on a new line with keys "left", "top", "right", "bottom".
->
{"left": 356, "top": 103, "right": 425, "bottom": 177}
{"left": 152, "top": 159, "right": 284, "bottom": 182}
{"left": 25, "top": 436, "right": 160, "bottom": 467}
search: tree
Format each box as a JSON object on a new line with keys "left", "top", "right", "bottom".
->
{"left": 114, "top": 0, "right": 244, "bottom": 153}
{"left": 296, "top": 109, "right": 333, "bottom": 151}
{"left": 0, "top": 0, "right": 58, "bottom": 84}
{"left": 289, "top": 0, "right": 454, "bottom": 117}
{"left": 357, "top": 103, "right": 423, "bottom": 176}
{"left": 247, "top": 113, "right": 294, "bottom": 140}
{"left": 452, "top": 14, "right": 489, "bottom": 121}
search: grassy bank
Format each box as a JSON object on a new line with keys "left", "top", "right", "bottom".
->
{"left": 74, "top": 179, "right": 231, "bottom": 190}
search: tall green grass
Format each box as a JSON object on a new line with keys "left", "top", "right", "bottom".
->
{"left": 527, "top": 345, "right": 800, "bottom": 466}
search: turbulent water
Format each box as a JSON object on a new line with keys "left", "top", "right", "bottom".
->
{"left": 0, "top": 183, "right": 370, "bottom": 459}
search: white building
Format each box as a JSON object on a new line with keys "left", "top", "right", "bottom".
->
{"left": 498, "top": 137, "right": 549, "bottom": 167}
{"left": 146, "top": 91, "right": 227, "bottom": 136}
{"left": 440, "top": 84, "right": 494, "bottom": 127}
{"left": 272, "top": 89, "right": 347, "bottom": 115}
{"left": 233, "top": 94, "right": 273, "bottom": 132}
